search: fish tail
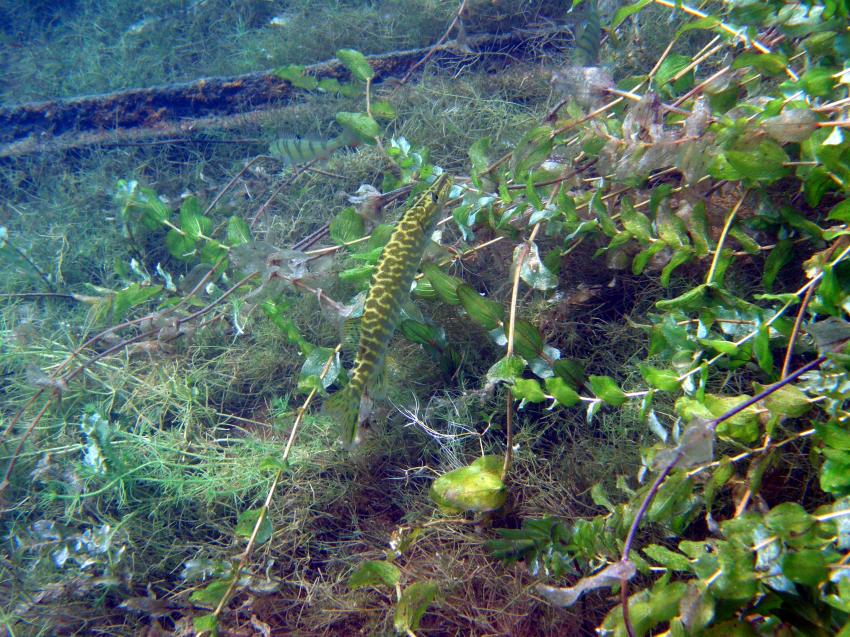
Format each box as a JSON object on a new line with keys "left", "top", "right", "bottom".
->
{"left": 322, "top": 385, "right": 361, "bottom": 448}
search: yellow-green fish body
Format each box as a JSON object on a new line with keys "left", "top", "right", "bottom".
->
{"left": 270, "top": 134, "right": 352, "bottom": 164}
{"left": 324, "top": 174, "right": 452, "bottom": 447}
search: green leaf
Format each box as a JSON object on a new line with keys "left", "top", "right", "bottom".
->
{"left": 513, "top": 378, "right": 547, "bottom": 403}
{"left": 589, "top": 375, "right": 627, "bottom": 406}
{"left": 828, "top": 199, "right": 850, "bottom": 222}
{"left": 512, "top": 319, "right": 545, "bottom": 360}
{"left": 166, "top": 229, "right": 196, "bottom": 261}
{"left": 732, "top": 52, "right": 788, "bottom": 75}
{"left": 643, "top": 544, "right": 692, "bottom": 571}
{"left": 430, "top": 455, "right": 506, "bottom": 514}
{"left": 394, "top": 581, "right": 439, "bottom": 634}
{"left": 754, "top": 322, "right": 773, "bottom": 375}
{"left": 782, "top": 550, "right": 827, "bottom": 586}
{"left": 725, "top": 141, "right": 790, "bottom": 182}
{"left": 235, "top": 508, "right": 273, "bottom": 546}
{"left": 654, "top": 54, "right": 692, "bottom": 90}
{"left": 226, "top": 216, "right": 250, "bottom": 247}
{"left": 762, "top": 239, "right": 793, "bottom": 292}
{"left": 516, "top": 241, "right": 557, "bottom": 290}
{"left": 656, "top": 284, "right": 709, "bottom": 311}
{"left": 762, "top": 384, "right": 811, "bottom": 418}
{"left": 348, "top": 561, "right": 401, "bottom": 590}
{"left": 486, "top": 355, "right": 526, "bottom": 385}
{"left": 422, "top": 263, "right": 462, "bottom": 305}
{"left": 545, "top": 376, "right": 581, "bottom": 407}
{"left": 317, "top": 77, "right": 342, "bottom": 93}
{"left": 193, "top": 613, "right": 218, "bottom": 634}
{"left": 329, "top": 207, "right": 365, "bottom": 245}
{"left": 610, "top": 0, "right": 652, "bottom": 31}
{"left": 640, "top": 365, "right": 681, "bottom": 392}
{"left": 660, "top": 248, "right": 694, "bottom": 287}
{"left": 765, "top": 503, "right": 814, "bottom": 538}
{"left": 510, "top": 126, "right": 553, "bottom": 178}
{"left": 190, "top": 579, "right": 231, "bottom": 606}
{"left": 370, "top": 100, "right": 396, "bottom": 120}
{"left": 620, "top": 198, "right": 653, "bottom": 242}
{"left": 800, "top": 67, "right": 836, "bottom": 97}
{"left": 336, "top": 48, "right": 374, "bottom": 82}
{"left": 399, "top": 320, "right": 444, "bottom": 349}
{"left": 468, "top": 137, "right": 491, "bottom": 183}
{"left": 335, "top": 112, "right": 381, "bottom": 143}
{"left": 112, "top": 283, "right": 163, "bottom": 322}
{"left": 179, "top": 197, "right": 212, "bottom": 240}
{"left": 274, "top": 64, "right": 318, "bottom": 89}
{"left": 457, "top": 284, "right": 504, "bottom": 330}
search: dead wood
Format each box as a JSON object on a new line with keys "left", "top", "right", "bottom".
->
{"left": 0, "top": 27, "right": 570, "bottom": 158}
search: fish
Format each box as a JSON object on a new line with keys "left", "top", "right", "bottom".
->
{"left": 575, "top": 0, "right": 601, "bottom": 67}
{"left": 323, "top": 174, "right": 453, "bottom": 447}
{"left": 269, "top": 134, "right": 353, "bottom": 165}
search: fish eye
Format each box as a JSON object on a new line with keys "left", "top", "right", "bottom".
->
{"left": 430, "top": 192, "right": 438, "bottom": 203}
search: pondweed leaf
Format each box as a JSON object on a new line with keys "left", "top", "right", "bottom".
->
{"left": 457, "top": 284, "right": 504, "bottom": 330}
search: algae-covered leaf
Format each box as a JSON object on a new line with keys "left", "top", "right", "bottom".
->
{"left": 336, "top": 48, "right": 374, "bottom": 82}
{"left": 457, "top": 284, "right": 504, "bottom": 330}
{"left": 330, "top": 207, "right": 365, "bottom": 245}
{"left": 336, "top": 112, "right": 381, "bottom": 143}
{"left": 348, "top": 560, "right": 400, "bottom": 590}
{"left": 226, "top": 216, "right": 251, "bottom": 247}
{"left": 589, "top": 375, "right": 627, "bottom": 406}
{"left": 643, "top": 545, "right": 692, "bottom": 571}
{"left": 394, "top": 581, "right": 439, "bottom": 634}
{"left": 235, "top": 508, "right": 273, "bottom": 546}
{"left": 516, "top": 241, "right": 557, "bottom": 290}
{"left": 430, "top": 455, "right": 507, "bottom": 514}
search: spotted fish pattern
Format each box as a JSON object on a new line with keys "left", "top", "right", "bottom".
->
{"left": 323, "top": 174, "right": 452, "bottom": 447}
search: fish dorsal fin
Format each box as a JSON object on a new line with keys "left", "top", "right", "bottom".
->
{"left": 366, "top": 360, "right": 388, "bottom": 401}
{"left": 341, "top": 317, "right": 361, "bottom": 354}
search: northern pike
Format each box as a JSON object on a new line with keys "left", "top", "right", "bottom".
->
{"left": 323, "top": 174, "right": 453, "bottom": 447}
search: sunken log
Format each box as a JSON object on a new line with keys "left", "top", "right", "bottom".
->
{"left": 0, "top": 27, "right": 570, "bottom": 157}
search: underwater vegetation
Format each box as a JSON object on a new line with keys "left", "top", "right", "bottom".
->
{"left": 2, "top": 0, "right": 850, "bottom": 635}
